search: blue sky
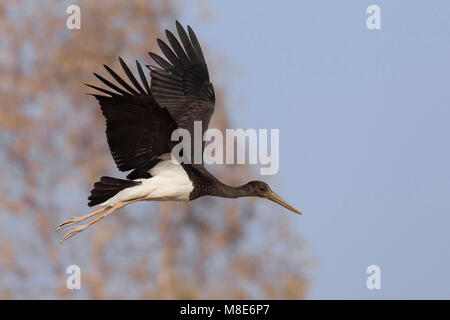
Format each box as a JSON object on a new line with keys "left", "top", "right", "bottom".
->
{"left": 180, "top": 0, "right": 450, "bottom": 298}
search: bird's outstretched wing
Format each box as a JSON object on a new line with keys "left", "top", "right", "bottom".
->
{"left": 148, "top": 21, "right": 215, "bottom": 140}
{"left": 86, "top": 58, "right": 178, "bottom": 179}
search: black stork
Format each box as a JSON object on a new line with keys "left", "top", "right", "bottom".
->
{"left": 56, "top": 21, "right": 301, "bottom": 243}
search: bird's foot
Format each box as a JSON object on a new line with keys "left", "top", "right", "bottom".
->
{"left": 55, "top": 216, "right": 84, "bottom": 231}
{"left": 60, "top": 225, "right": 87, "bottom": 244}
{"left": 55, "top": 207, "right": 107, "bottom": 232}
{"left": 56, "top": 198, "right": 145, "bottom": 244}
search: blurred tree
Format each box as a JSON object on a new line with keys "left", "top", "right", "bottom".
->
{"left": 0, "top": 0, "right": 311, "bottom": 299}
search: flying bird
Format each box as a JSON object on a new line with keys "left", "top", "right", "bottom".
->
{"left": 56, "top": 21, "right": 301, "bottom": 243}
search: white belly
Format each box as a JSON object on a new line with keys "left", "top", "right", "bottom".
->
{"left": 100, "top": 154, "right": 193, "bottom": 207}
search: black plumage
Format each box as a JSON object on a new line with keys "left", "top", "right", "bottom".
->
{"left": 88, "top": 176, "right": 141, "bottom": 207}
{"left": 148, "top": 21, "right": 215, "bottom": 146}
{"left": 86, "top": 20, "right": 215, "bottom": 178}
{"left": 86, "top": 59, "right": 178, "bottom": 180}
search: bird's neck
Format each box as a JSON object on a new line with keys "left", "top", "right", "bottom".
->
{"left": 212, "top": 182, "right": 248, "bottom": 199}
{"left": 185, "top": 164, "right": 249, "bottom": 199}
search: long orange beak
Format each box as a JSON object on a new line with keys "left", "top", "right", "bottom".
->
{"left": 265, "top": 191, "right": 302, "bottom": 215}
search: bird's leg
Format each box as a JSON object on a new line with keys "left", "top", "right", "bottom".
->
{"left": 59, "top": 197, "right": 146, "bottom": 244}
{"left": 55, "top": 206, "right": 107, "bottom": 231}
{"left": 59, "top": 204, "right": 120, "bottom": 244}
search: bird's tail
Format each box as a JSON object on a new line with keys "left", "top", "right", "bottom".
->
{"left": 88, "top": 176, "right": 141, "bottom": 207}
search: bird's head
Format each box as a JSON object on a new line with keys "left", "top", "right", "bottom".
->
{"left": 244, "top": 181, "right": 302, "bottom": 215}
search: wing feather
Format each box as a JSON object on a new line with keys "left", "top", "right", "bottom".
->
{"left": 148, "top": 21, "right": 215, "bottom": 142}
{"left": 103, "top": 64, "right": 139, "bottom": 95}
{"left": 175, "top": 21, "right": 198, "bottom": 63}
{"left": 87, "top": 58, "right": 177, "bottom": 179}
{"left": 119, "top": 57, "right": 146, "bottom": 95}
{"left": 165, "top": 30, "right": 190, "bottom": 65}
